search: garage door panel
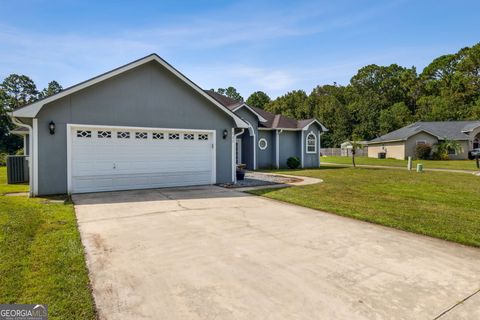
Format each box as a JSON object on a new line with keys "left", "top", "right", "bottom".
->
{"left": 70, "top": 126, "right": 215, "bottom": 193}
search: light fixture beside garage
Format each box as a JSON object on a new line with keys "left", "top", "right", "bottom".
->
{"left": 48, "top": 121, "right": 55, "bottom": 135}
{"left": 223, "top": 129, "right": 228, "bottom": 139}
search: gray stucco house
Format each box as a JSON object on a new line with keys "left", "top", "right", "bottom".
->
{"left": 205, "top": 91, "right": 327, "bottom": 170}
{"left": 367, "top": 121, "right": 480, "bottom": 160}
{"left": 10, "top": 54, "right": 327, "bottom": 196}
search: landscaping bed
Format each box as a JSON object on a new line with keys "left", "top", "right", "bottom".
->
{"left": 220, "top": 171, "right": 301, "bottom": 188}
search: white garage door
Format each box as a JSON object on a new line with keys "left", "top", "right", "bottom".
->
{"left": 68, "top": 125, "right": 215, "bottom": 193}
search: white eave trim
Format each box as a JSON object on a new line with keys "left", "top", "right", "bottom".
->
{"left": 231, "top": 104, "right": 267, "bottom": 123}
{"left": 302, "top": 119, "right": 328, "bottom": 132}
{"left": 12, "top": 54, "right": 248, "bottom": 129}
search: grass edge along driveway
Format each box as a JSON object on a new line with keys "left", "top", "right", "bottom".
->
{"left": 251, "top": 166, "right": 480, "bottom": 248}
{"left": 0, "top": 167, "right": 96, "bottom": 319}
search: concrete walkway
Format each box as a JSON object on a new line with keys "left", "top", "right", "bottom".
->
{"left": 73, "top": 186, "right": 480, "bottom": 320}
{"left": 322, "top": 162, "right": 479, "bottom": 174}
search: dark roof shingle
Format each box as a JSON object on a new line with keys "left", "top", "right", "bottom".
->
{"left": 369, "top": 121, "right": 480, "bottom": 143}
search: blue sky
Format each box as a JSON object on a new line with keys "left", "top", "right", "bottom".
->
{"left": 1, "top": 0, "right": 479, "bottom": 98}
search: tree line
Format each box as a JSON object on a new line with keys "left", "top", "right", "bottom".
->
{"left": 0, "top": 75, "right": 62, "bottom": 153}
{"left": 2, "top": 42, "right": 479, "bottom": 154}
{"left": 214, "top": 42, "right": 480, "bottom": 147}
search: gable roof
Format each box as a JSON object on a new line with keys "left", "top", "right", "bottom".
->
{"left": 369, "top": 121, "right": 480, "bottom": 144}
{"left": 11, "top": 54, "right": 248, "bottom": 128}
{"left": 204, "top": 90, "right": 267, "bottom": 122}
{"left": 206, "top": 92, "right": 328, "bottom": 131}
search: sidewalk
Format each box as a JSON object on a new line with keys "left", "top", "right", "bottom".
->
{"left": 322, "top": 162, "right": 479, "bottom": 174}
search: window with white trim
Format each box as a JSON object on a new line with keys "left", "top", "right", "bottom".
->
{"left": 416, "top": 140, "right": 426, "bottom": 145}
{"left": 98, "top": 131, "right": 112, "bottom": 138}
{"left": 117, "top": 131, "right": 130, "bottom": 139}
{"left": 135, "top": 132, "right": 148, "bottom": 139}
{"left": 184, "top": 133, "right": 194, "bottom": 140}
{"left": 169, "top": 133, "right": 180, "bottom": 140}
{"left": 76, "top": 130, "right": 92, "bottom": 138}
{"left": 198, "top": 134, "right": 209, "bottom": 141}
{"left": 258, "top": 138, "right": 268, "bottom": 150}
{"left": 306, "top": 132, "right": 317, "bottom": 153}
{"left": 152, "top": 132, "right": 164, "bottom": 140}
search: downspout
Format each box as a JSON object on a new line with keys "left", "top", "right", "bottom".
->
{"left": 232, "top": 129, "right": 245, "bottom": 183}
{"left": 11, "top": 115, "right": 34, "bottom": 197}
{"left": 276, "top": 129, "right": 283, "bottom": 169}
{"left": 301, "top": 130, "right": 305, "bottom": 168}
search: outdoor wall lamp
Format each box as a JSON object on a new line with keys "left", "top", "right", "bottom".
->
{"left": 223, "top": 129, "right": 228, "bottom": 139}
{"left": 48, "top": 121, "right": 55, "bottom": 135}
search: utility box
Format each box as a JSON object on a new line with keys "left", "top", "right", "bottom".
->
{"left": 416, "top": 163, "right": 424, "bottom": 173}
{"left": 6, "top": 155, "right": 29, "bottom": 184}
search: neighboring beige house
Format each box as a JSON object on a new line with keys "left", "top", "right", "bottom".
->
{"left": 367, "top": 121, "right": 480, "bottom": 160}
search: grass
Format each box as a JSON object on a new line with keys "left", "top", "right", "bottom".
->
{"left": 252, "top": 166, "right": 480, "bottom": 247}
{"left": 323, "top": 155, "right": 479, "bottom": 171}
{"left": 0, "top": 167, "right": 96, "bottom": 319}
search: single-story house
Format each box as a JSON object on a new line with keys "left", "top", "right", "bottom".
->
{"left": 367, "top": 121, "right": 480, "bottom": 160}
{"left": 10, "top": 54, "right": 327, "bottom": 196}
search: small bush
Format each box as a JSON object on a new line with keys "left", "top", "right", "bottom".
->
{"left": 415, "top": 144, "right": 432, "bottom": 160}
{"left": 0, "top": 153, "right": 7, "bottom": 166}
{"left": 287, "top": 157, "right": 301, "bottom": 169}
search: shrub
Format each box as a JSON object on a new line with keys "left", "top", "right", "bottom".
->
{"left": 286, "top": 157, "right": 301, "bottom": 169}
{"left": 0, "top": 153, "right": 7, "bottom": 166}
{"left": 415, "top": 144, "right": 432, "bottom": 160}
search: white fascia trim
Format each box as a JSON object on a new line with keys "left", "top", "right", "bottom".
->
{"left": 11, "top": 117, "right": 34, "bottom": 196}
{"left": 12, "top": 54, "right": 248, "bottom": 129}
{"left": 66, "top": 124, "right": 217, "bottom": 194}
{"left": 231, "top": 104, "right": 267, "bottom": 123}
{"left": 302, "top": 119, "right": 328, "bottom": 132}
{"left": 258, "top": 128, "right": 300, "bottom": 131}
{"left": 32, "top": 118, "right": 39, "bottom": 196}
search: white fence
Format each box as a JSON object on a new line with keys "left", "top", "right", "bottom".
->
{"left": 320, "top": 148, "right": 368, "bottom": 157}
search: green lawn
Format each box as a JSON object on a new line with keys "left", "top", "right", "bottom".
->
{"left": 0, "top": 167, "right": 96, "bottom": 319}
{"left": 323, "top": 155, "right": 479, "bottom": 171}
{"left": 252, "top": 166, "right": 480, "bottom": 247}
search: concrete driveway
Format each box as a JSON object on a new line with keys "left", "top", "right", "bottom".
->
{"left": 73, "top": 186, "right": 480, "bottom": 320}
